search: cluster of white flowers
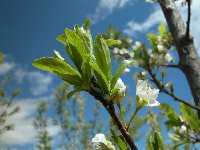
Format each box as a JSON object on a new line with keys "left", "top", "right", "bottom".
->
{"left": 92, "top": 133, "right": 115, "bottom": 150}
{"left": 157, "top": 35, "right": 173, "bottom": 63}
{"left": 136, "top": 80, "right": 160, "bottom": 107}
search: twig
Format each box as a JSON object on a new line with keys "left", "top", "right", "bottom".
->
{"left": 186, "top": 0, "right": 191, "bottom": 39}
{"left": 159, "top": 64, "right": 180, "bottom": 68}
{"left": 147, "top": 66, "right": 200, "bottom": 112}
{"left": 89, "top": 88, "right": 138, "bottom": 150}
{"left": 126, "top": 108, "right": 140, "bottom": 131}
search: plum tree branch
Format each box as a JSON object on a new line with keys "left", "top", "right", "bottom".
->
{"left": 89, "top": 87, "right": 138, "bottom": 150}
{"left": 147, "top": 66, "right": 200, "bottom": 112}
{"left": 186, "top": 0, "right": 191, "bottom": 38}
{"left": 158, "top": 0, "right": 200, "bottom": 116}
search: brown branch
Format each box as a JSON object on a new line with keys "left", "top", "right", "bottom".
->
{"left": 159, "top": 64, "right": 180, "bottom": 68}
{"left": 89, "top": 88, "right": 138, "bottom": 150}
{"left": 158, "top": 0, "right": 200, "bottom": 117}
{"left": 147, "top": 66, "right": 200, "bottom": 112}
{"left": 186, "top": 0, "right": 191, "bottom": 39}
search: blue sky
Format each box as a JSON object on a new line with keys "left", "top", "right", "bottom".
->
{"left": 0, "top": 0, "right": 200, "bottom": 149}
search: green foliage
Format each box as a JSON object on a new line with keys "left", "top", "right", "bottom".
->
{"left": 146, "top": 131, "right": 165, "bottom": 150}
{"left": 0, "top": 52, "right": 4, "bottom": 64}
{"left": 110, "top": 129, "right": 129, "bottom": 150}
{"left": 34, "top": 101, "right": 52, "bottom": 150}
{"left": 31, "top": 20, "right": 200, "bottom": 150}
{"left": 160, "top": 103, "right": 181, "bottom": 128}
{"left": 33, "top": 21, "right": 131, "bottom": 101}
{"left": 0, "top": 53, "right": 20, "bottom": 136}
{"left": 95, "top": 35, "right": 112, "bottom": 81}
{"left": 51, "top": 83, "right": 104, "bottom": 150}
{"left": 180, "top": 103, "right": 200, "bottom": 131}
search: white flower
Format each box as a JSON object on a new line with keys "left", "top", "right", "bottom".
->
{"left": 135, "top": 41, "right": 142, "bottom": 47}
{"left": 92, "top": 133, "right": 115, "bottom": 150}
{"left": 114, "top": 78, "right": 126, "bottom": 96}
{"left": 113, "top": 48, "right": 119, "bottom": 54}
{"left": 165, "top": 53, "right": 173, "bottom": 62}
{"left": 141, "top": 71, "right": 147, "bottom": 76}
{"left": 179, "top": 125, "right": 187, "bottom": 134}
{"left": 92, "top": 133, "right": 107, "bottom": 144}
{"left": 157, "top": 44, "right": 165, "bottom": 52}
{"left": 136, "top": 80, "right": 160, "bottom": 107}
{"left": 124, "top": 68, "right": 130, "bottom": 73}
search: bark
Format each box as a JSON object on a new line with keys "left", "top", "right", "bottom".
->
{"left": 158, "top": 0, "right": 200, "bottom": 115}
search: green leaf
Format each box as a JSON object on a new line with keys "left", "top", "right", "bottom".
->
{"left": 74, "top": 25, "right": 93, "bottom": 54}
{"left": 83, "top": 18, "right": 91, "bottom": 30}
{"left": 95, "top": 35, "right": 112, "bottom": 81}
{"left": 64, "top": 28, "right": 89, "bottom": 58}
{"left": 180, "top": 103, "right": 200, "bottom": 130}
{"left": 160, "top": 103, "right": 181, "bottom": 128}
{"left": 33, "top": 57, "right": 79, "bottom": 75}
{"left": 111, "top": 60, "right": 131, "bottom": 90}
{"left": 89, "top": 59, "right": 110, "bottom": 94}
{"left": 106, "top": 39, "right": 121, "bottom": 47}
{"left": 110, "top": 129, "right": 129, "bottom": 150}
{"left": 146, "top": 131, "right": 165, "bottom": 150}
{"left": 147, "top": 33, "right": 157, "bottom": 50}
{"left": 53, "top": 50, "right": 64, "bottom": 60}
{"left": 64, "top": 26, "right": 93, "bottom": 72}
{"left": 81, "top": 56, "right": 92, "bottom": 84}
{"left": 65, "top": 44, "right": 83, "bottom": 72}
{"left": 32, "top": 57, "right": 82, "bottom": 86}
{"left": 158, "top": 23, "right": 167, "bottom": 35}
{"left": 56, "top": 34, "right": 66, "bottom": 45}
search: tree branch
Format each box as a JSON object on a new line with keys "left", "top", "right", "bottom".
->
{"left": 89, "top": 88, "right": 138, "bottom": 150}
{"left": 158, "top": 0, "right": 200, "bottom": 116}
{"left": 147, "top": 66, "right": 200, "bottom": 112}
{"left": 159, "top": 64, "right": 180, "bottom": 68}
{"left": 186, "top": 0, "right": 191, "bottom": 38}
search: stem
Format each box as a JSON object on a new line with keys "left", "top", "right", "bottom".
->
{"left": 89, "top": 89, "right": 138, "bottom": 150}
{"left": 104, "top": 104, "right": 138, "bottom": 150}
{"left": 147, "top": 66, "right": 200, "bottom": 112}
{"left": 186, "top": 0, "right": 191, "bottom": 39}
{"left": 126, "top": 107, "right": 140, "bottom": 131}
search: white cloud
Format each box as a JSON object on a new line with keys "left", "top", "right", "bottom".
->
{"left": 0, "top": 99, "right": 37, "bottom": 145}
{"left": 90, "top": 0, "right": 133, "bottom": 23}
{"left": 123, "top": 8, "right": 163, "bottom": 35}
{"left": 14, "top": 68, "right": 27, "bottom": 83}
{"left": 28, "top": 71, "right": 53, "bottom": 96}
{"left": 14, "top": 68, "right": 53, "bottom": 96}
{"left": 123, "top": 0, "right": 200, "bottom": 53}
{"left": 0, "top": 62, "right": 15, "bottom": 75}
{"left": 0, "top": 98, "right": 60, "bottom": 145}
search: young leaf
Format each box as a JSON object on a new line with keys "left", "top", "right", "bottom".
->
{"left": 33, "top": 57, "right": 79, "bottom": 75}
{"left": 56, "top": 34, "right": 66, "bottom": 45}
{"left": 147, "top": 33, "right": 157, "bottom": 50}
{"left": 158, "top": 23, "right": 167, "bottom": 35}
{"left": 95, "top": 35, "right": 112, "bottom": 81}
{"left": 160, "top": 103, "right": 181, "bottom": 128}
{"left": 146, "top": 131, "right": 164, "bottom": 150}
{"left": 106, "top": 39, "right": 121, "bottom": 47}
{"left": 53, "top": 50, "right": 64, "bottom": 60}
{"left": 32, "top": 57, "right": 82, "bottom": 86}
{"left": 64, "top": 28, "right": 89, "bottom": 59}
{"left": 89, "top": 59, "right": 110, "bottom": 94}
{"left": 180, "top": 103, "right": 200, "bottom": 130}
